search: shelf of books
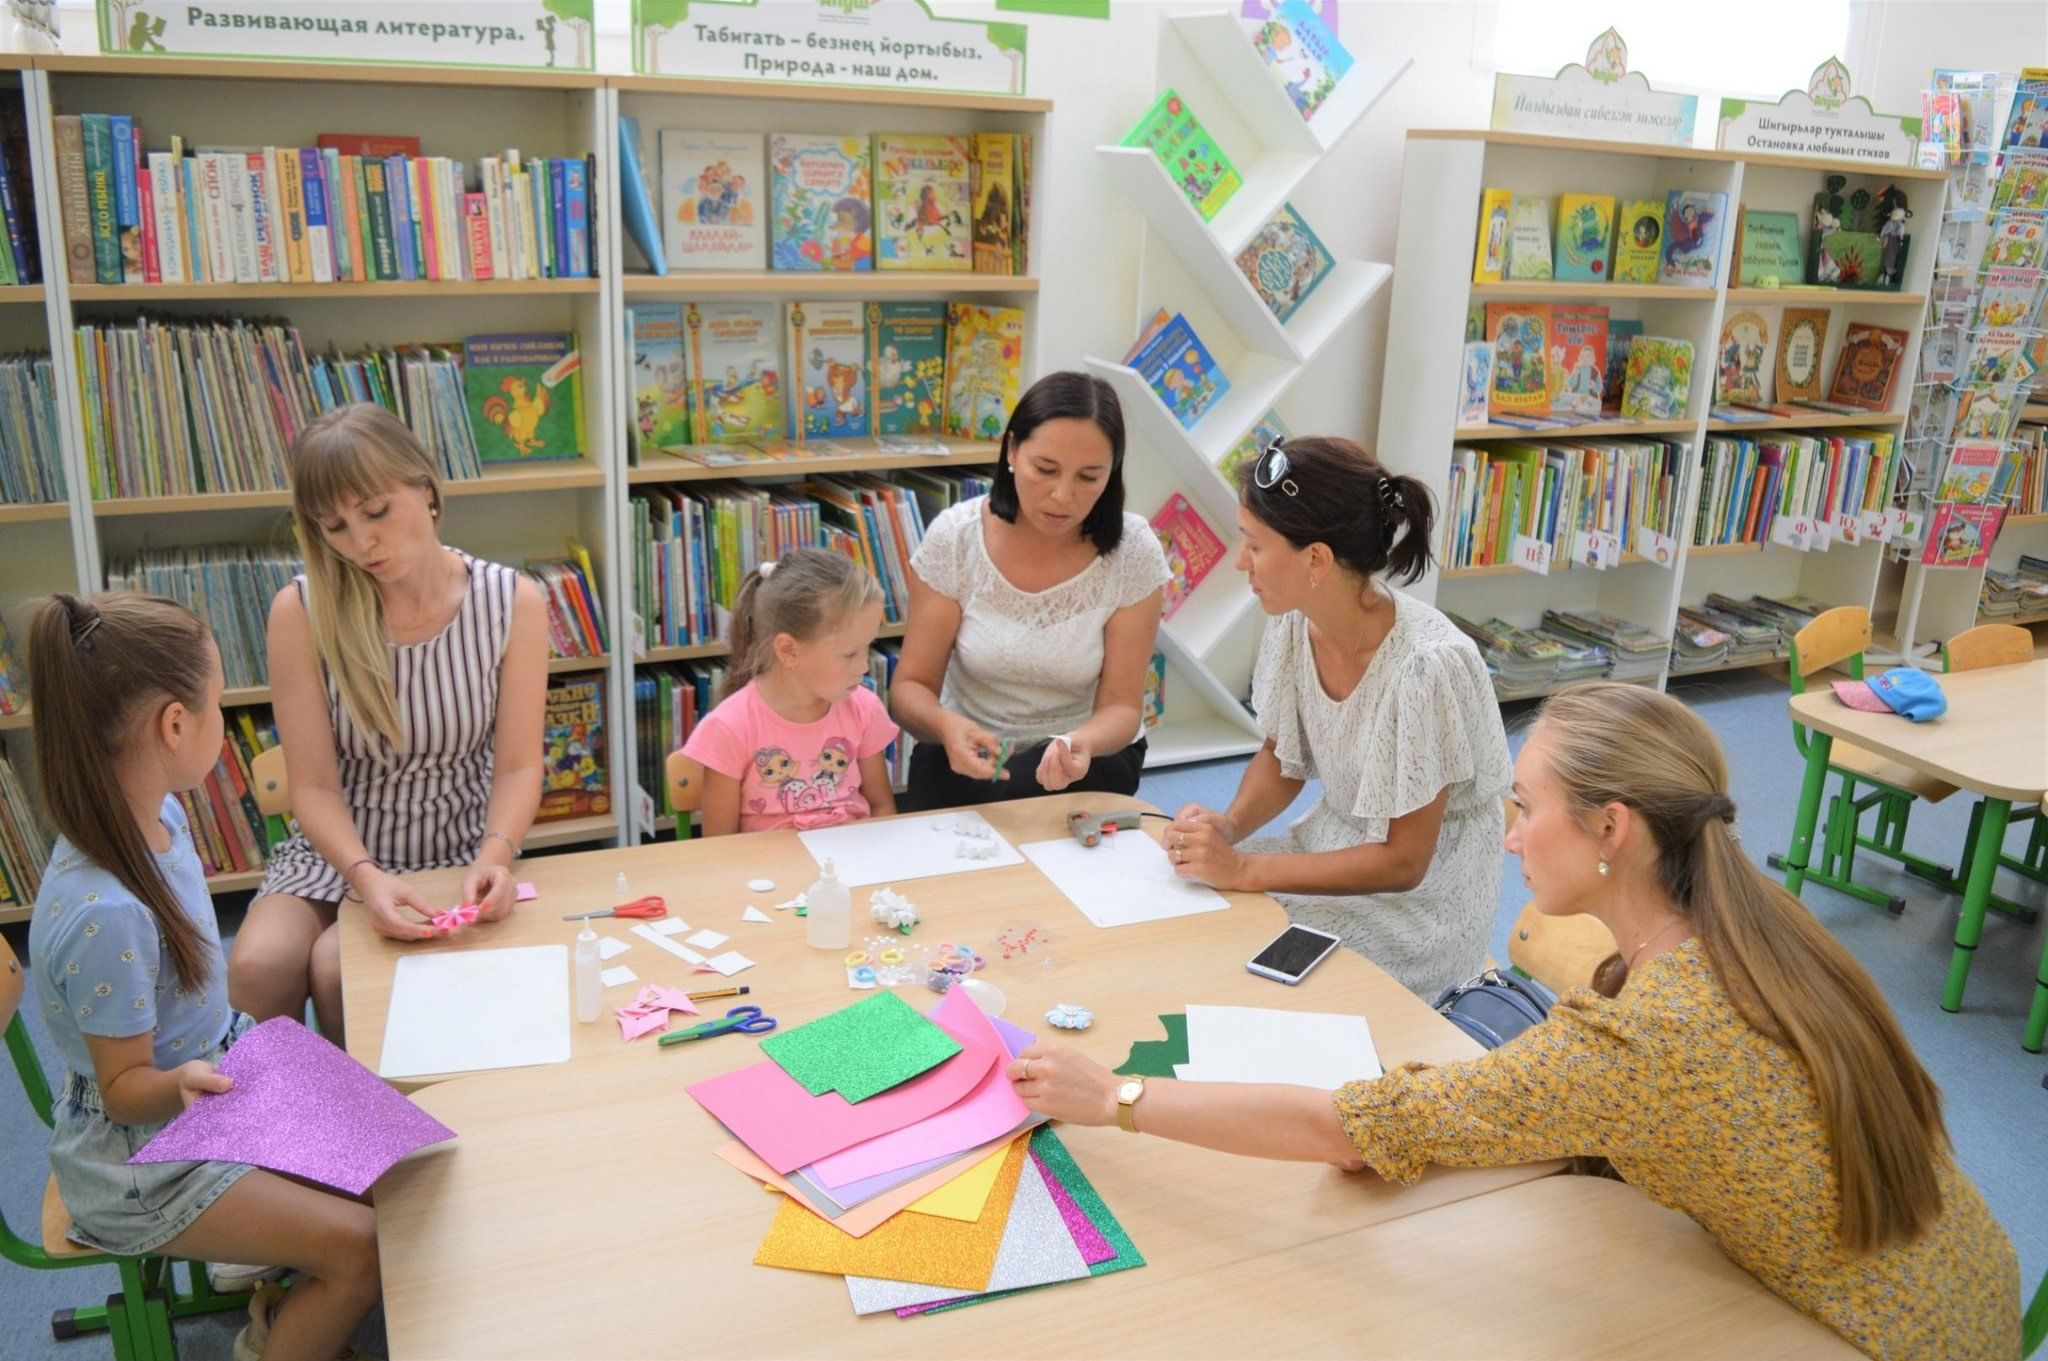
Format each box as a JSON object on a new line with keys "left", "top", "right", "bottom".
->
{"left": 1376, "top": 128, "right": 1946, "bottom": 703}
{"left": 609, "top": 70, "right": 1045, "bottom": 836}
{"left": 1079, "top": 6, "right": 1400, "bottom": 766}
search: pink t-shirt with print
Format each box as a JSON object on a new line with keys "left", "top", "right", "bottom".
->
{"left": 681, "top": 681, "right": 900, "bottom": 832}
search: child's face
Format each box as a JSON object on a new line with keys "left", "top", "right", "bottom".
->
{"left": 313, "top": 477, "right": 443, "bottom": 589}
{"left": 781, "top": 597, "right": 884, "bottom": 706}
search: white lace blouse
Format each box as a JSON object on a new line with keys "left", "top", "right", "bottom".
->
{"left": 910, "top": 497, "right": 1170, "bottom": 743}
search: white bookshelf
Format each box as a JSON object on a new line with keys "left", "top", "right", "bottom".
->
{"left": 1375, "top": 129, "right": 1946, "bottom": 701}
{"left": 1086, "top": 9, "right": 1405, "bottom": 768}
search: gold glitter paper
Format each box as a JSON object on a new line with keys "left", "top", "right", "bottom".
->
{"left": 752, "top": 1135, "right": 1029, "bottom": 1290}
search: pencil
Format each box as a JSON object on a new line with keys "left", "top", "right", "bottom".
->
{"left": 687, "top": 985, "right": 751, "bottom": 1002}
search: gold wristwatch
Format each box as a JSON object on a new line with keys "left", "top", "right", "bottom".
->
{"left": 1115, "top": 1077, "right": 1147, "bottom": 1133}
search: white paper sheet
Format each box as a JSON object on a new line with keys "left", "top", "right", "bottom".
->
{"left": 702, "top": 951, "right": 756, "bottom": 977}
{"left": 797, "top": 811, "right": 1025, "bottom": 887}
{"left": 1177, "top": 1005, "right": 1381, "bottom": 1089}
{"left": 686, "top": 929, "right": 729, "bottom": 950}
{"left": 597, "top": 937, "right": 631, "bottom": 961}
{"left": 648, "top": 918, "right": 688, "bottom": 937}
{"left": 600, "top": 965, "right": 639, "bottom": 988}
{"left": 1019, "top": 834, "right": 1230, "bottom": 928}
{"left": 632, "top": 922, "right": 705, "bottom": 965}
{"left": 741, "top": 906, "right": 772, "bottom": 923}
{"left": 378, "top": 945, "right": 571, "bottom": 1079}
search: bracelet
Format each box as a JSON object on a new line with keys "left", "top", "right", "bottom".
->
{"left": 478, "top": 830, "right": 520, "bottom": 860}
{"left": 338, "top": 857, "right": 380, "bottom": 902}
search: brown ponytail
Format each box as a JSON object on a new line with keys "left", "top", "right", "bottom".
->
{"left": 29, "top": 593, "right": 218, "bottom": 991}
{"left": 719, "top": 548, "right": 884, "bottom": 702}
{"left": 1237, "top": 437, "right": 1436, "bottom": 585}
{"left": 1534, "top": 683, "right": 1946, "bottom": 1255}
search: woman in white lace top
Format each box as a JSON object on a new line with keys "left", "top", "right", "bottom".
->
{"left": 1165, "top": 437, "right": 1514, "bottom": 998}
{"left": 893, "top": 372, "right": 1169, "bottom": 811}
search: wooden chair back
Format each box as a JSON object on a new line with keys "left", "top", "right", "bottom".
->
{"left": 251, "top": 746, "right": 289, "bottom": 819}
{"left": 1507, "top": 904, "right": 1618, "bottom": 996}
{"left": 1790, "top": 606, "right": 1871, "bottom": 680}
{"left": 1943, "top": 624, "right": 2033, "bottom": 674}
{"left": 665, "top": 749, "right": 706, "bottom": 817}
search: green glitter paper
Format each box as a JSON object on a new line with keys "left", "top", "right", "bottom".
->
{"left": 1112, "top": 1013, "right": 1188, "bottom": 1077}
{"left": 759, "top": 992, "right": 962, "bottom": 1103}
{"left": 919, "top": 1126, "right": 1145, "bottom": 1316}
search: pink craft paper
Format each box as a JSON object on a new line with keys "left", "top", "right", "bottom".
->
{"left": 686, "top": 987, "right": 1000, "bottom": 1174}
{"left": 634, "top": 985, "right": 700, "bottom": 1017}
{"left": 431, "top": 904, "right": 479, "bottom": 935}
{"left": 129, "top": 1017, "right": 454, "bottom": 1196}
{"left": 809, "top": 996, "right": 1029, "bottom": 1188}
{"left": 618, "top": 1007, "right": 672, "bottom": 1042}
{"left": 516, "top": 882, "right": 538, "bottom": 902}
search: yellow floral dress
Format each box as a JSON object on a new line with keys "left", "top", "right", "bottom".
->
{"left": 1333, "top": 939, "right": 2019, "bottom": 1361}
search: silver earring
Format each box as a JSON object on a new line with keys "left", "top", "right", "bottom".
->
{"left": 1597, "top": 860, "right": 1610, "bottom": 877}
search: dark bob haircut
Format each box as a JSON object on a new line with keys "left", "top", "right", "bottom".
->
{"left": 987, "top": 370, "right": 1128, "bottom": 554}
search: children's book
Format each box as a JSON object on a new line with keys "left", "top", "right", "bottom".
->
{"left": 1246, "top": 0, "right": 1353, "bottom": 123}
{"left": 1775, "top": 308, "right": 1831, "bottom": 403}
{"left": 1660, "top": 190, "right": 1725, "bottom": 287}
{"left": 1234, "top": 202, "right": 1334, "bottom": 322}
{"left": 969, "top": 132, "right": 1019, "bottom": 274}
{"left": 0, "top": 616, "right": 22, "bottom": 717}
{"left": 1486, "top": 303, "right": 1550, "bottom": 421}
{"left": 1920, "top": 503, "right": 2003, "bottom": 569}
{"left": 1937, "top": 443, "right": 2004, "bottom": 502}
{"left": 1603, "top": 319, "right": 1643, "bottom": 409}
{"left": 1132, "top": 312, "right": 1229, "bottom": 430}
{"left": 538, "top": 676, "right": 609, "bottom": 822}
{"left": 1954, "top": 383, "right": 2025, "bottom": 443}
{"left": 1982, "top": 209, "right": 2048, "bottom": 272}
{"left": 1613, "top": 198, "right": 1664, "bottom": 283}
{"left": 943, "top": 303, "right": 1025, "bottom": 440}
{"left": 686, "top": 301, "right": 784, "bottom": 443}
{"left": 1152, "top": 493, "right": 1226, "bottom": 619}
{"left": 1714, "top": 308, "right": 1774, "bottom": 407}
{"left": 875, "top": 134, "right": 971, "bottom": 272}
{"left": 628, "top": 304, "right": 692, "bottom": 458}
{"left": 1974, "top": 267, "right": 2045, "bottom": 328}
{"left": 1221, "top": 409, "right": 1291, "bottom": 485}
{"left": 1472, "top": 187, "right": 1511, "bottom": 283}
{"left": 1457, "top": 341, "right": 1493, "bottom": 425}
{"left": 787, "top": 300, "right": 868, "bottom": 441}
{"left": 1506, "top": 194, "right": 1552, "bottom": 280}
{"left": 769, "top": 134, "right": 872, "bottom": 272}
{"left": 1142, "top": 651, "right": 1166, "bottom": 729}
{"left": 1120, "top": 89, "right": 1242, "bottom": 222}
{"left": 1962, "top": 326, "right": 2040, "bottom": 387}
{"left": 868, "top": 301, "right": 947, "bottom": 437}
{"left": 462, "top": 333, "right": 583, "bottom": 463}
{"left": 1735, "top": 208, "right": 1804, "bottom": 286}
{"left": 1547, "top": 304, "right": 1608, "bottom": 418}
{"left": 660, "top": 130, "right": 765, "bottom": 272}
{"left": 1824, "top": 323, "right": 1910, "bottom": 410}
{"left": 2003, "top": 83, "right": 2048, "bottom": 150}
{"left": 1620, "top": 337, "right": 1694, "bottom": 421}
{"left": 1993, "top": 149, "right": 2048, "bottom": 211}
{"left": 1553, "top": 193, "right": 1615, "bottom": 281}
{"left": 618, "top": 115, "right": 666, "bottom": 275}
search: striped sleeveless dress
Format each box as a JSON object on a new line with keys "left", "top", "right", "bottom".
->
{"left": 257, "top": 550, "right": 517, "bottom": 904}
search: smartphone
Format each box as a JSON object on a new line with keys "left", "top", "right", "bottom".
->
{"left": 1246, "top": 924, "right": 1343, "bottom": 986}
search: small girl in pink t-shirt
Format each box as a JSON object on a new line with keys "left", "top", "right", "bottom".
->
{"left": 683, "top": 548, "right": 900, "bottom": 835}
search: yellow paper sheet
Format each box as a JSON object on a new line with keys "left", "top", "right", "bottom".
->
{"left": 752, "top": 1137, "right": 1029, "bottom": 1290}
{"left": 905, "top": 1135, "right": 1018, "bottom": 1222}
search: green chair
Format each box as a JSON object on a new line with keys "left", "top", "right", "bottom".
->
{"left": 1939, "top": 626, "right": 2045, "bottom": 928}
{"left": 2028, "top": 1260, "right": 2047, "bottom": 1358}
{"left": 2, "top": 936, "right": 251, "bottom": 1359}
{"left": 1768, "top": 606, "right": 1959, "bottom": 914}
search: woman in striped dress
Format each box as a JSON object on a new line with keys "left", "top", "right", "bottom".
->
{"left": 226, "top": 404, "right": 549, "bottom": 1041}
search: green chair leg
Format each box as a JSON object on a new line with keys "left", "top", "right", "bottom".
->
{"left": 2024, "top": 1261, "right": 2047, "bottom": 1357}
{"left": 1944, "top": 798, "right": 2012, "bottom": 1014}
{"left": 1949, "top": 801, "right": 2042, "bottom": 926}
{"left": 1782, "top": 730, "right": 1835, "bottom": 898}
{"left": 1856, "top": 788, "right": 1955, "bottom": 884}
{"left": 2026, "top": 934, "right": 2048, "bottom": 1055}
{"left": 169, "top": 1258, "right": 253, "bottom": 1321}
{"left": 1790, "top": 777, "right": 1908, "bottom": 914}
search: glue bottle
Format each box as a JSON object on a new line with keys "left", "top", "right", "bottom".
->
{"left": 805, "top": 859, "right": 851, "bottom": 951}
{"left": 574, "top": 919, "right": 601, "bottom": 1023}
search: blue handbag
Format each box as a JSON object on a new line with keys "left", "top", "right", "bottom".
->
{"left": 1431, "top": 968, "right": 1557, "bottom": 1050}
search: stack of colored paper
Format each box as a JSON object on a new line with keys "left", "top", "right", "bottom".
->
{"left": 689, "top": 987, "right": 1144, "bottom": 1314}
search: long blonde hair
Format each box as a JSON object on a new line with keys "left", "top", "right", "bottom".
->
{"left": 288, "top": 403, "right": 443, "bottom": 746}
{"left": 721, "top": 548, "right": 882, "bottom": 702}
{"left": 1532, "top": 683, "right": 1946, "bottom": 1255}
{"left": 30, "top": 592, "right": 218, "bottom": 990}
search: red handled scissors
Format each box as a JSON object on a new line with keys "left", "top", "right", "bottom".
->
{"left": 562, "top": 895, "right": 668, "bottom": 922}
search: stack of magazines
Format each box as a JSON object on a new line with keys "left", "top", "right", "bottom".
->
{"left": 1541, "top": 609, "right": 1667, "bottom": 683}
{"left": 1980, "top": 556, "right": 2048, "bottom": 618}
{"left": 1679, "top": 601, "right": 1782, "bottom": 666}
{"left": 1449, "top": 614, "right": 1563, "bottom": 701}
{"left": 1668, "top": 613, "right": 1733, "bottom": 674}
{"left": 1530, "top": 622, "right": 1612, "bottom": 686}
{"left": 1704, "top": 593, "right": 1820, "bottom": 652}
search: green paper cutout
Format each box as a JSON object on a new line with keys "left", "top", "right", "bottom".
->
{"left": 1112, "top": 1012, "right": 1188, "bottom": 1077}
{"left": 759, "top": 992, "right": 961, "bottom": 1104}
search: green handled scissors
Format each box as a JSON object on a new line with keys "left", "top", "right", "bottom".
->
{"left": 657, "top": 1004, "right": 778, "bottom": 1047}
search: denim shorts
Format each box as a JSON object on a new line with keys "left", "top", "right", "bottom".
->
{"left": 48, "top": 1012, "right": 255, "bottom": 1256}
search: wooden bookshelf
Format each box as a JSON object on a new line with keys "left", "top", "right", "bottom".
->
{"left": 637, "top": 624, "right": 906, "bottom": 666}
{"left": 1704, "top": 411, "right": 1909, "bottom": 433}
{"left": 203, "top": 868, "right": 266, "bottom": 894}
{"left": 524, "top": 814, "right": 619, "bottom": 851}
{"left": 1468, "top": 281, "right": 1711, "bottom": 303}
{"left": 93, "top": 460, "right": 607, "bottom": 517}
{"left": 608, "top": 74, "right": 1050, "bottom": 113}
{"left": 2006, "top": 512, "right": 2048, "bottom": 528}
{"left": 0, "top": 707, "right": 30, "bottom": 732}
{"left": 1722, "top": 287, "right": 1926, "bottom": 308}
{"left": 622, "top": 273, "right": 1036, "bottom": 298}
{"left": 1441, "top": 552, "right": 1649, "bottom": 581}
{"left": 0, "top": 501, "right": 69, "bottom": 525}
{"left": 626, "top": 441, "right": 999, "bottom": 485}
{"left": 218, "top": 654, "right": 612, "bottom": 709}
{"left": 0, "top": 285, "right": 45, "bottom": 304}
{"left": 1666, "top": 654, "right": 1786, "bottom": 681}
{"left": 1405, "top": 128, "right": 1949, "bottom": 182}
{"left": 2024, "top": 404, "right": 2048, "bottom": 423}
{"left": 35, "top": 54, "right": 605, "bottom": 91}
{"left": 1453, "top": 419, "right": 1697, "bottom": 441}
{"left": 1687, "top": 542, "right": 1769, "bottom": 559}
{"left": 69, "top": 279, "right": 598, "bottom": 302}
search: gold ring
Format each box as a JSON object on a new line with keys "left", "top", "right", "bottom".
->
{"left": 1023, "top": 1058, "right": 1033, "bottom": 1080}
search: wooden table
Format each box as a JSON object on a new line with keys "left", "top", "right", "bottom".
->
{"left": 1785, "top": 659, "right": 2048, "bottom": 1050}
{"left": 360, "top": 794, "right": 1564, "bottom": 1356}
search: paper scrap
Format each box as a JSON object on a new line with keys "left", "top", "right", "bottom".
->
{"left": 596, "top": 937, "right": 630, "bottom": 961}
{"left": 649, "top": 918, "right": 688, "bottom": 937}
{"left": 752, "top": 1137, "right": 1029, "bottom": 1289}
{"left": 634, "top": 985, "right": 700, "bottom": 1016}
{"left": 686, "top": 929, "right": 730, "bottom": 950}
{"left": 742, "top": 906, "right": 772, "bottom": 924}
{"left": 760, "top": 992, "right": 962, "bottom": 1103}
{"left": 515, "top": 882, "right": 538, "bottom": 902}
{"left": 131, "top": 1018, "right": 454, "bottom": 1196}
{"left": 747, "top": 878, "right": 776, "bottom": 892}
{"left": 701, "top": 951, "right": 755, "bottom": 977}
{"left": 633, "top": 922, "right": 706, "bottom": 965}
{"left": 1178, "top": 1005, "right": 1380, "bottom": 1088}
{"left": 774, "top": 895, "right": 805, "bottom": 912}
{"left": 617, "top": 1007, "right": 672, "bottom": 1042}
{"left": 600, "top": 965, "right": 639, "bottom": 988}
{"left": 378, "top": 946, "right": 570, "bottom": 1080}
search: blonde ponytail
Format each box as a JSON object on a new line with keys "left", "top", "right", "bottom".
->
{"left": 719, "top": 548, "right": 883, "bottom": 702}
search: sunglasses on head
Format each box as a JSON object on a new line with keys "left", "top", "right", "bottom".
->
{"left": 1253, "top": 440, "right": 1298, "bottom": 498}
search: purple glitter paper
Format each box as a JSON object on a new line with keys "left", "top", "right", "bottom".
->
{"left": 129, "top": 1017, "right": 455, "bottom": 1195}
{"left": 1032, "top": 1149, "right": 1115, "bottom": 1265}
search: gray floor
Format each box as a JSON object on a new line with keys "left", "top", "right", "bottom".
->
{"left": 2, "top": 669, "right": 2042, "bottom": 1358}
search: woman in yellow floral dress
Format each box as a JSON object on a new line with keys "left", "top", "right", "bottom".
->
{"left": 1009, "top": 683, "right": 2020, "bottom": 1361}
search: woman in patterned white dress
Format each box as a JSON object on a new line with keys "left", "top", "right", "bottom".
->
{"left": 893, "top": 372, "right": 1169, "bottom": 811}
{"left": 226, "top": 404, "right": 550, "bottom": 1040}
{"left": 1166, "top": 437, "right": 1513, "bottom": 999}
